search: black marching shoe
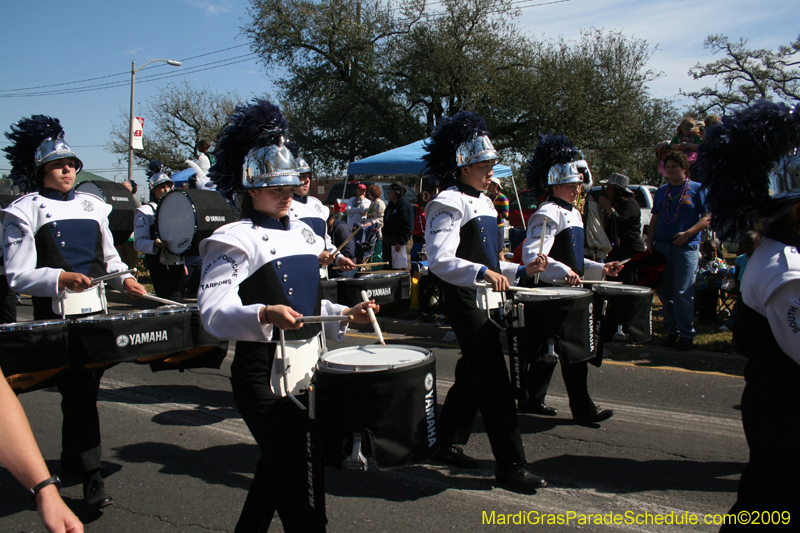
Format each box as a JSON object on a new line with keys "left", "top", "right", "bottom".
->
{"left": 675, "top": 337, "right": 694, "bottom": 352}
{"left": 660, "top": 334, "right": 679, "bottom": 347}
{"left": 518, "top": 401, "right": 558, "bottom": 416}
{"left": 573, "top": 407, "right": 615, "bottom": 425}
{"left": 434, "top": 445, "right": 480, "bottom": 469}
{"left": 495, "top": 463, "right": 547, "bottom": 493}
{"left": 84, "top": 475, "right": 114, "bottom": 511}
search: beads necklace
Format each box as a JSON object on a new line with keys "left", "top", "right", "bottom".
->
{"left": 662, "top": 178, "right": 690, "bottom": 225}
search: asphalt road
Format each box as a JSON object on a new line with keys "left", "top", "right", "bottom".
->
{"left": 2, "top": 299, "right": 748, "bottom": 533}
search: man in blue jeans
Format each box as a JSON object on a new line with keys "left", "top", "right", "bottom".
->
{"left": 646, "top": 151, "right": 711, "bottom": 351}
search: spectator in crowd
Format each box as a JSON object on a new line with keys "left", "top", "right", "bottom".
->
{"left": 487, "top": 177, "right": 509, "bottom": 260}
{"left": 597, "top": 173, "right": 645, "bottom": 285}
{"left": 0, "top": 366, "right": 84, "bottom": 533}
{"left": 647, "top": 151, "right": 711, "bottom": 351}
{"left": 720, "top": 229, "right": 761, "bottom": 332}
{"left": 670, "top": 118, "right": 702, "bottom": 165}
{"left": 195, "top": 140, "right": 213, "bottom": 172}
{"left": 382, "top": 182, "right": 414, "bottom": 271}
{"left": 704, "top": 114, "right": 722, "bottom": 135}
{"left": 345, "top": 183, "right": 370, "bottom": 233}
{"left": 695, "top": 240, "right": 722, "bottom": 325}
{"left": 326, "top": 207, "right": 356, "bottom": 278}
{"left": 412, "top": 191, "right": 432, "bottom": 259}
{"left": 364, "top": 184, "right": 386, "bottom": 264}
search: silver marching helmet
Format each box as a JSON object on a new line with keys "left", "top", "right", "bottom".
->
{"left": 547, "top": 159, "right": 593, "bottom": 189}
{"left": 149, "top": 173, "right": 173, "bottom": 190}
{"left": 455, "top": 134, "right": 500, "bottom": 168}
{"left": 295, "top": 156, "right": 311, "bottom": 175}
{"left": 34, "top": 136, "right": 83, "bottom": 173}
{"left": 767, "top": 147, "right": 800, "bottom": 203}
{"left": 242, "top": 140, "right": 301, "bottom": 188}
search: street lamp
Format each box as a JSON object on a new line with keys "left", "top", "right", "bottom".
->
{"left": 128, "top": 59, "right": 181, "bottom": 182}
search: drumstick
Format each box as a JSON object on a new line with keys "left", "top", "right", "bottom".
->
{"left": 533, "top": 221, "right": 547, "bottom": 284}
{"left": 474, "top": 282, "right": 564, "bottom": 295}
{"left": 331, "top": 262, "right": 388, "bottom": 270}
{"left": 125, "top": 290, "right": 187, "bottom": 307}
{"left": 360, "top": 290, "right": 385, "bottom": 346}
{"left": 295, "top": 315, "right": 353, "bottom": 323}
{"left": 91, "top": 268, "right": 137, "bottom": 286}
{"left": 335, "top": 224, "right": 364, "bottom": 254}
{"left": 551, "top": 279, "right": 623, "bottom": 286}
{"left": 617, "top": 258, "right": 631, "bottom": 266}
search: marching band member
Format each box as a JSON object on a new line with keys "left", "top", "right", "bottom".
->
{"left": 422, "top": 111, "right": 548, "bottom": 493}
{"left": 2, "top": 115, "right": 147, "bottom": 511}
{"left": 520, "top": 134, "right": 623, "bottom": 424}
{"left": 698, "top": 101, "right": 800, "bottom": 526}
{"left": 286, "top": 144, "right": 356, "bottom": 274}
{"left": 133, "top": 161, "right": 183, "bottom": 301}
{"left": 198, "top": 99, "right": 377, "bottom": 533}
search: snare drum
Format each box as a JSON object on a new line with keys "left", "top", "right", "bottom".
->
{"left": 511, "top": 288, "right": 594, "bottom": 365}
{"left": 51, "top": 284, "right": 106, "bottom": 317}
{"left": 155, "top": 189, "right": 232, "bottom": 256}
{"left": 313, "top": 345, "right": 437, "bottom": 470}
{"left": 593, "top": 284, "right": 653, "bottom": 344}
{"left": 69, "top": 308, "right": 192, "bottom": 367}
{"left": 1, "top": 320, "right": 71, "bottom": 394}
{"left": 75, "top": 181, "right": 136, "bottom": 246}
{"left": 323, "top": 272, "right": 410, "bottom": 306}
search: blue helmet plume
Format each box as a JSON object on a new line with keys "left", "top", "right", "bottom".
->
{"left": 209, "top": 99, "right": 290, "bottom": 198}
{"left": 4, "top": 115, "right": 65, "bottom": 192}
{"left": 523, "top": 134, "right": 581, "bottom": 195}
{"left": 697, "top": 101, "right": 800, "bottom": 241}
{"left": 422, "top": 111, "right": 492, "bottom": 188}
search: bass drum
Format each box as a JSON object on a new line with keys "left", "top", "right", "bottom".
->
{"left": 75, "top": 181, "right": 136, "bottom": 246}
{"left": 155, "top": 189, "right": 232, "bottom": 256}
{"left": 313, "top": 344, "right": 437, "bottom": 471}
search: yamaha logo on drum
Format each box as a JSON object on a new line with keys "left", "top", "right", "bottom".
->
{"left": 205, "top": 215, "right": 226, "bottom": 222}
{"left": 178, "top": 238, "right": 190, "bottom": 249}
{"left": 116, "top": 330, "right": 169, "bottom": 347}
{"left": 424, "top": 373, "right": 434, "bottom": 391}
{"left": 365, "top": 287, "right": 392, "bottom": 298}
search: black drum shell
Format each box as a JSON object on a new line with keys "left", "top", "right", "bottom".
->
{"left": 1, "top": 320, "right": 71, "bottom": 394}
{"left": 155, "top": 189, "right": 232, "bottom": 256}
{"left": 320, "top": 272, "right": 410, "bottom": 307}
{"left": 593, "top": 286, "right": 653, "bottom": 344}
{"left": 517, "top": 289, "right": 594, "bottom": 364}
{"left": 69, "top": 311, "right": 192, "bottom": 366}
{"left": 75, "top": 181, "right": 136, "bottom": 246}
{"left": 312, "top": 352, "right": 438, "bottom": 470}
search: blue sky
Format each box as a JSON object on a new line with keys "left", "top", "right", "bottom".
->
{"left": 1, "top": 0, "right": 798, "bottom": 183}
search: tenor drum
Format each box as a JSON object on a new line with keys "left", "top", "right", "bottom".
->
{"left": 313, "top": 345, "right": 437, "bottom": 470}
{"left": 69, "top": 308, "right": 192, "bottom": 367}
{"left": 593, "top": 284, "right": 653, "bottom": 344}
{"left": 156, "top": 189, "right": 232, "bottom": 256}
{"left": 75, "top": 181, "right": 136, "bottom": 246}
{"left": 1, "top": 320, "right": 71, "bottom": 394}
{"left": 321, "top": 272, "right": 410, "bottom": 306}
{"left": 512, "top": 288, "right": 594, "bottom": 365}
{"left": 149, "top": 305, "right": 229, "bottom": 372}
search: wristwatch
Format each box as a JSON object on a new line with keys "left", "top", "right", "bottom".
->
{"left": 29, "top": 475, "right": 62, "bottom": 499}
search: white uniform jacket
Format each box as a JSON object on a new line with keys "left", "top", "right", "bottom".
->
{"left": 522, "top": 198, "right": 603, "bottom": 284}
{"left": 425, "top": 184, "right": 520, "bottom": 288}
{"left": 197, "top": 212, "right": 348, "bottom": 344}
{"left": 2, "top": 188, "right": 133, "bottom": 297}
{"left": 740, "top": 237, "right": 800, "bottom": 365}
{"left": 133, "top": 202, "right": 159, "bottom": 255}
{"left": 345, "top": 196, "right": 370, "bottom": 230}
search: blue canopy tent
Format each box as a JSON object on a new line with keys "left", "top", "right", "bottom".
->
{"left": 347, "top": 139, "right": 512, "bottom": 179}
{"left": 169, "top": 167, "right": 196, "bottom": 186}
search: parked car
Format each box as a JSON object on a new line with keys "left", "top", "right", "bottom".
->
{"left": 587, "top": 184, "right": 655, "bottom": 238}
{"left": 324, "top": 181, "right": 418, "bottom": 214}
{"left": 508, "top": 189, "right": 541, "bottom": 228}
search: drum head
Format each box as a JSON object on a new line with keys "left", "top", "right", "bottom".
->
{"left": 157, "top": 190, "right": 196, "bottom": 255}
{"left": 318, "top": 344, "right": 430, "bottom": 372}
{"left": 0, "top": 319, "right": 69, "bottom": 332}
{"left": 515, "top": 287, "right": 590, "bottom": 301}
{"left": 75, "top": 181, "right": 106, "bottom": 201}
{"left": 594, "top": 284, "right": 653, "bottom": 296}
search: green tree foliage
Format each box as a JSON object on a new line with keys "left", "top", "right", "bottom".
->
{"left": 244, "top": 0, "right": 677, "bottom": 183}
{"left": 108, "top": 81, "right": 242, "bottom": 172}
{"left": 682, "top": 34, "right": 800, "bottom": 115}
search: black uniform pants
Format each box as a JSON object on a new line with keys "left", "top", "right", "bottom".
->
{"left": 231, "top": 342, "right": 326, "bottom": 533}
{"left": 525, "top": 360, "right": 596, "bottom": 417}
{"left": 33, "top": 298, "right": 103, "bottom": 474}
{"left": 0, "top": 274, "right": 16, "bottom": 324}
{"left": 721, "top": 359, "right": 800, "bottom": 530}
{"left": 437, "top": 309, "right": 526, "bottom": 469}
{"left": 145, "top": 253, "right": 184, "bottom": 301}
